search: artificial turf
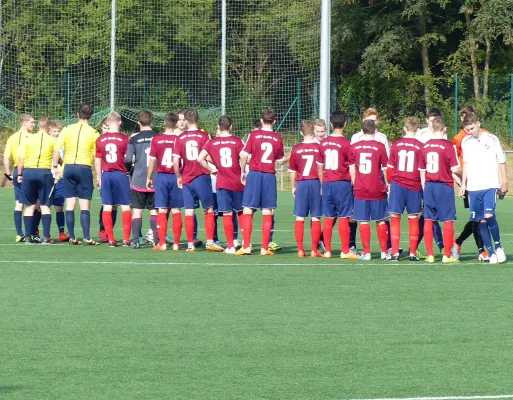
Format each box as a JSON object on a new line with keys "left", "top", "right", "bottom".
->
{"left": 0, "top": 188, "right": 512, "bottom": 400}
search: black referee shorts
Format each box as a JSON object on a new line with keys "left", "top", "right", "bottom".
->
{"left": 131, "top": 189, "right": 155, "bottom": 210}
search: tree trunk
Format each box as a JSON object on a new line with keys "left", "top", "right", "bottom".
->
{"left": 483, "top": 35, "right": 491, "bottom": 98}
{"left": 465, "top": 10, "right": 480, "bottom": 100}
{"left": 419, "top": 16, "right": 431, "bottom": 110}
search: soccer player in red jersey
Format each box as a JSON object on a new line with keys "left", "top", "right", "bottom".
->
{"left": 197, "top": 115, "right": 244, "bottom": 254}
{"left": 348, "top": 120, "right": 390, "bottom": 261}
{"left": 418, "top": 117, "right": 461, "bottom": 264}
{"left": 289, "top": 120, "right": 322, "bottom": 258}
{"left": 146, "top": 112, "right": 183, "bottom": 251}
{"left": 236, "top": 109, "right": 287, "bottom": 256}
{"left": 386, "top": 117, "right": 423, "bottom": 261}
{"left": 317, "top": 111, "right": 359, "bottom": 260}
{"left": 94, "top": 112, "right": 131, "bottom": 247}
{"left": 172, "top": 109, "right": 219, "bottom": 252}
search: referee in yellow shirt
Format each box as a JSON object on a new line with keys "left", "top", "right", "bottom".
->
{"left": 52, "top": 105, "right": 100, "bottom": 246}
{"left": 17, "top": 124, "right": 57, "bottom": 244}
{"left": 3, "top": 114, "right": 35, "bottom": 241}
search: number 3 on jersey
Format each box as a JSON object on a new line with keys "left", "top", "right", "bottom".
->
{"left": 105, "top": 143, "right": 118, "bottom": 163}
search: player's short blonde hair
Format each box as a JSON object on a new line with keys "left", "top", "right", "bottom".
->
{"left": 301, "top": 120, "right": 315, "bottom": 136}
{"left": 314, "top": 119, "right": 326, "bottom": 128}
{"left": 48, "top": 120, "right": 63, "bottom": 130}
{"left": 363, "top": 108, "right": 378, "bottom": 120}
{"left": 404, "top": 117, "right": 419, "bottom": 132}
{"left": 38, "top": 117, "right": 50, "bottom": 130}
{"left": 20, "top": 114, "right": 34, "bottom": 124}
{"left": 107, "top": 111, "right": 122, "bottom": 121}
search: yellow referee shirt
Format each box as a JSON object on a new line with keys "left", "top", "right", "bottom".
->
{"left": 4, "top": 130, "right": 30, "bottom": 167}
{"left": 54, "top": 122, "right": 99, "bottom": 167}
{"left": 18, "top": 131, "right": 57, "bottom": 169}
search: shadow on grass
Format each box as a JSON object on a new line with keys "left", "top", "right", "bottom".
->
{"left": 0, "top": 385, "right": 24, "bottom": 393}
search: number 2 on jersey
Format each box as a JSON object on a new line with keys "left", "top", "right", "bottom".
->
{"left": 261, "top": 142, "right": 273, "bottom": 164}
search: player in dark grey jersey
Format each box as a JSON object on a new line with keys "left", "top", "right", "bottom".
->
{"left": 125, "top": 111, "right": 159, "bottom": 248}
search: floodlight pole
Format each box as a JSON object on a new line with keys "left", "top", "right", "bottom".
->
{"left": 110, "top": 0, "right": 116, "bottom": 111}
{"left": 319, "top": 0, "right": 331, "bottom": 126}
{"left": 221, "top": 0, "right": 227, "bottom": 115}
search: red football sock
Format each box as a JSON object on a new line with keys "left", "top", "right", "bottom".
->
{"left": 424, "top": 219, "right": 434, "bottom": 257}
{"left": 223, "top": 214, "right": 234, "bottom": 248}
{"left": 323, "top": 218, "right": 334, "bottom": 253}
{"left": 295, "top": 220, "right": 305, "bottom": 252}
{"left": 262, "top": 215, "right": 273, "bottom": 250}
{"left": 338, "top": 217, "right": 350, "bottom": 254}
{"left": 172, "top": 212, "right": 182, "bottom": 245}
{"left": 242, "top": 213, "right": 253, "bottom": 248}
{"left": 122, "top": 210, "right": 132, "bottom": 242}
{"left": 390, "top": 215, "right": 401, "bottom": 256}
{"left": 443, "top": 221, "right": 455, "bottom": 258}
{"left": 376, "top": 222, "right": 389, "bottom": 253}
{"left": 311, "top": 220, "right": 321, "bottom": 252}
{"left": 360, "top": 223, "right": 371, "bottom": 254}
{"left": 205, "top": 211, "right": 214, "bottom": 241}
{"left": 185, "top": 215, "right": 194, "bottom": 243}
{"left": 102, "top": 211, "right": 114, "bottom": 242}
{"left": 157, "top": 213, "right": 167, "bottom": 246}
{"left": 408, "top": 216, "right": 419, "bottom": 255}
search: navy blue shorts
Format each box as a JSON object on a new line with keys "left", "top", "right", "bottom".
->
{"left": 51, "top": 179, "right": 65, "bottom": 207}
{"left": 13, "top": 169, "right": 22, "bottom": 202}
{"left": 388, "top": 181, "right": 423, "bottom": 215}
{"left": 242, "top": 171, "right": 277, "bottom": 210}
{"left": 62, "top": 164, "right": 94, "bottom": 200}
{"left": 322, "top": 180, "right": 353, "bottom": 218}
{"left": 294, "top": 180, "right": 322, "bottom": 218}
{"left": 353, "top": 197, "right": 388, "bottom": 222}
{"left": 183, "top": 174, "right": 214, "bottom": 210}
{"left": 100, "top": 171, "right": 131, "bottom": 206}
{"left": 155, "top": 173, "right": 184, "bottom": 209}
{"left": 217, "top": 189, "right": 243, "bottom": 213}
{"left": 469, "top": 189, "right": 497, "bottom": 221}
{"left": 21, "top": 168, "right": 54, "bottom": 206}
{"left": 423, "top": 182, "right": 456, "bottom": 222}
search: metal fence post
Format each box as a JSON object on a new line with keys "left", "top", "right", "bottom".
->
{"left": 510, "top": 74, "right": 513, "bottom": 141}
{"left": 297, "top": 78, "right": 301, "bottom": 141}
{"left": 454, "top": 73, "right": 459, "bottom": 136}
{"left": 67, "top": 71, "right": 71, "bottom": 121}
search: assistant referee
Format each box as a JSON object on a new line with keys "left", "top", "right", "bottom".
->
{"left": 52, "top": 105, "right": 100, "bottom": 245}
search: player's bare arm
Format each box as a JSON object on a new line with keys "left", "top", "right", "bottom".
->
{"left": 52, "top": 149, "right": 61, "bottom": 177}
{"left": 420, "top": 170, "right": 426, "bottom": 190}
{"left": 197, "top": 149, "right": 217, "bottom": 174}
{"left": 172, "top": 155, "right": 182, "bottom": 188}
{"left": 17, "top": 156, "right": 24, "bottom": 183}
{"left": 290, "top": 170, "right": 297, "bottom": 197}
{"left": 317, "top": 164, "right": 324, "bottom": 184}
{"left": 349, "top": 165, "right": 356, "bottom": 185}
{"left": 94, "top": 157, "right": 102, "bottom": 188}
{"left": 146, "top": 157, "right": 156, "bottom": 190}
{"left": 3, "top": 153, "right": 12, "bottom": 179}
{"left": 276, "top": 155, "right": 289, "bottom": 166}
{"left": 239, "top": 150, "right": 249, "bottom": 184}
{"left": 459, "top": 162, "right": 467, "bottom": 198}
{"left": 499, "top": 162, "right": 508, "bottom": 197}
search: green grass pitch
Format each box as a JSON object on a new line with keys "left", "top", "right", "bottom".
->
{"left": 1, "top": 188, "right": 513, "bottom": 399}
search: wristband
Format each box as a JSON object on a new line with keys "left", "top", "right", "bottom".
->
{"left": 53, "top": 165, "right": 58, "bottom": 168}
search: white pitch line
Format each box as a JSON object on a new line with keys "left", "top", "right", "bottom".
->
{"left": 348, "top": 395, "right": 513, "bottom": 400}
{"left": 0, "top": 260, "right": 491, "bottom": 267}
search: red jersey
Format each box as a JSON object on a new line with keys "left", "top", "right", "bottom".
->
{"left": 288, "top": 142, "right": 320, "bottom": 181}
{"left": 203, "top": 136, "right": 244, "bottom": 192}
{"left": 173, "top": 129, "right": 211, "bottom": 185}
{"left": 95, "top": 132, "right": 129, "bottom": 172}
{"left": 387, "top": 138, "right": 422, "bottom": 191}
{"left": 348, "top": 140, "right": 388, "bottom": 200}
{"left": 149, "top": 134, "right": 179, "bottom": 174}
{"left": 418, "top": 139, "right": 459, "bottom": 188}
{"left": 317, "top": 135, "right": 351, "bottom": 182}
{"left": 243, "top": 129, "right": 284, "bottom": 174}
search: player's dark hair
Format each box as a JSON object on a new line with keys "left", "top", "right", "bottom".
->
{"left": 137, "top": 110, "right": 154, "bottom": 127}
{"left": 252, "top": 119, "right": 262, "bottom": 130}
{"left": 261, "top": 109, "right": 276, "bottom": 125}
{"left": 330, "top": 111, "right": 347, "bottom": 129}
{"left": 426, "top": 108, "right": 442, "bottom": 119}
{"left": 164, "top": 112, "right": 179, "bottom": 129}
{"left": 462, "top": 113, "right": 479, "bottom": 127}
{"left": 362, "top": 120, "right": 377, "bottom": 135}
{"left": 218, "top": 115, "right": 232, "bottom": 131}
{"left": 301, "top": 120, "right": 315, "bottom": 136}
{"left": 431, "top": 116, "right": 446, "bottom": 132}
{"left": 78, "top": 105, "right": 93, "bottom": 120}
{"left": 459, "top": 105, "right": 477, "bottom": 119}
{"left": 184, "top": 109, "right": 199, "bottom": 124}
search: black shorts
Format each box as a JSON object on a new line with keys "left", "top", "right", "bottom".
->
{"left": 463, "top": 190, "right": 469, "bottom": 209}
{"left": 131, "top": 190, "right": 155, "bottom": 210}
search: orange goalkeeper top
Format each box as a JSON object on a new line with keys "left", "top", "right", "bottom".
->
{"left": 453, "top": 127, "right": 490, "bottom": 166}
